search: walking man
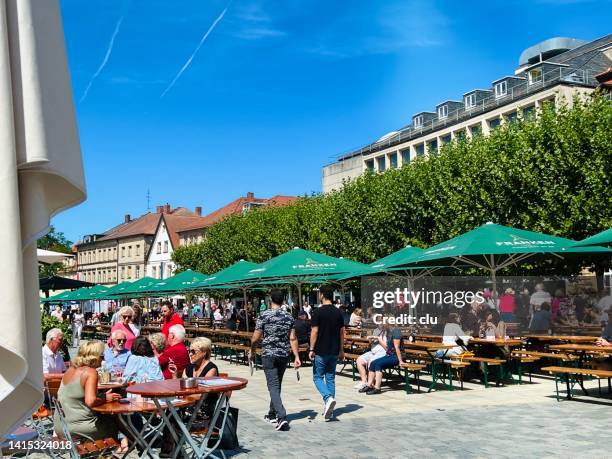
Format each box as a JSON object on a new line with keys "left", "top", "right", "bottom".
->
{"left": 309, "top": 285, "right": 345, "bottom": 420}
{"left": 249, "top": 289, "right": 301, "bottom": 431}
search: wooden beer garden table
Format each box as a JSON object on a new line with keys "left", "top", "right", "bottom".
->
{"left": 127, "top": 377, "right": 248, "bottom": 458}
{"left": 524, "top": 335, "right": 599, "bottom": 344}
{"left": 93, "top": 395, "right": 200, "bottom": 458}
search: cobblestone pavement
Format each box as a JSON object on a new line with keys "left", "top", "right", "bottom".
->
{"left": 24, "top": 353, "right": 612, "bottom": 458}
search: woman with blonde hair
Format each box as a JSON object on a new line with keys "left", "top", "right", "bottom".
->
{"left": 108, "top": 305, "right": 137, "bottom": 350}
{"left": 53, "top": 341, "right": 121, "bottom": 441}
{"left": 349, "top": 308, "right": 362, "bottom": 328}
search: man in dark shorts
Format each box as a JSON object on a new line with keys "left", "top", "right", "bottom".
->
{"left": 250, "top": 289, "right": 301, "bottom": 431}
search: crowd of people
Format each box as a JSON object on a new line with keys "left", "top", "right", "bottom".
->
{"left": 42, "top": 299, "right": 222, "bottom": 456}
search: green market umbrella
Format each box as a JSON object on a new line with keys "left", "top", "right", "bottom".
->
{"left": 145, "top": 269, "right": 209, "bottom": 294}
{"left": 573, "top": 228, "right": 612, "bottom": 247}
{"left": 95, "top": 280, "right": 133, "bottom": 299}
{"left": 109, "top": 277, "right": 158, "bottom": 298}
{"left": 388, "top": 222, "right": 612, "bottom": 288}
{"left": 240, "top": 248, "right": 373, "bottom": 309}
{"left": 42, "top": 289, "right": 72, "bottom": 303}
{"left": 76, "top": 284, "right": 109, "bottom": 300}
{"left": 194, "top": 260, "right": 260, "bottom": 332}
{"left": 195, "top": 260, "right": 260, "bottom": 289}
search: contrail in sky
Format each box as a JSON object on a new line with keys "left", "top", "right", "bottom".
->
{"left": 79, "top": 9, "right": 128, "bottom": 103}
{"left": 160, "top": 7, "right": 228, "bottom": 98}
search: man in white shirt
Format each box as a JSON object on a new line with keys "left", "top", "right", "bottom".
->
{"left": 42, "top": 328, "right": 66, "bottom": 374}
{"left": 50, "top": 306, "right": 63, "bottom": 322}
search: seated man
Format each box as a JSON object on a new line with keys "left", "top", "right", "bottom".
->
{"left": 43, "top": 328, "right": 66, "bottom": 375}
{"left": 158, "top": 324, "right": 190, "bottom": 379}
{"left": 103, "top": 329, "right": 131, "bottom": 372}
{"left": 294, "top": 311, "right": 311, "bottom": 346}
{"left": 356, "top": 325, "right": 387, "bottom": 392}
{"left": 361, "top": 327, "right": 405, "bottom": 395}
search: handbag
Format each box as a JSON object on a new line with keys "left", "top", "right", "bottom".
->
{"left": 208, "top": 406, "right": 239, "bottom": 450}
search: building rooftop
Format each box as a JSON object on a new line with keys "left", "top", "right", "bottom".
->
{"left": 330, "top": 33, "right": 612, "bottom": 164}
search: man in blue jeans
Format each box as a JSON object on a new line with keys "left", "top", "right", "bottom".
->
{"left": 309, "top": 285, "right": 345, "bottom": 420}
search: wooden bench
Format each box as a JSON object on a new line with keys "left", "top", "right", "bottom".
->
{"left": 541, "top": 366, "right": 612, "bottom": 400}
{"left": 452, "top": 356, "right": 506, "bottom": 387}
{"left": 399, "top": 362, "right": 426, "bottom": 393}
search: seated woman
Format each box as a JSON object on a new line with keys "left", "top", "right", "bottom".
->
{"left": 163, "top": 337, "right": 219, "bottom": 456}
{"left": 356, "top": 325, "right": 387, "bottom": 392}
{"left": 108, "top": 306, "right": 137, "bottom": 351}
{"left": 53, "top": 341, "right": 122, "bottom": 442}
{"left": 122, "top": 336, "right": 164, "bottom": 383}
{"left": 360, "top": 327, "right": 405, "bottom": 395}
{"left": 436, "top": 313, "right": 470, "bottom": 358}
{"left": 349, "top": 308, "right": 362, "bottom": 328}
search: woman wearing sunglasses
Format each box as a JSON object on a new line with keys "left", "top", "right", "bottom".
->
{"left": 107, "top": 306, "right": 137, "bottom": 351}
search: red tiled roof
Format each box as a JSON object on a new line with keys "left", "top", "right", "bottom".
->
{"left": 176, "top": 194, "right": 298, "bottom": 234}
{"left": 82, "top": 207, "right": 198, "bottom": 244}
{"left": 163, "top": 214, "right": 210, "bottom": 248}
{"left": 595, "top": 67, "right": 612, "bottom": 87}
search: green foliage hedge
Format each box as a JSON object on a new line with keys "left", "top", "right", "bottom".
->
{"left": 174, "top": 93, "right": 612, "bottom": 275}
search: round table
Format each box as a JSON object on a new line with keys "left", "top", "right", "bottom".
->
{"left": 127, "top": 377, "right": 248, "bottom": 458}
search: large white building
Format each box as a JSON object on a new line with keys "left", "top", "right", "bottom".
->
{"left": 322, "top": 35, "right": 612, "bottom": 192}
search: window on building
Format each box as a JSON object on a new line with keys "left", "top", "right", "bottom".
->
{"left": 121, "top": 247, "right": 125, "bottom": 258}
{"left": 389, "top": 152, "right": 398, "bottom": 169}
{"left": 441, "top": 134, "right": 452, "bottom": 145}
{"left": 470, "top": 124, "right": 482, "bottom": 137}
{"left": 152, "top": 266, "right": 157, "bottom": 278}
{"left": 488, "top": 117, "right": 501, "bottom": 130}
{"left": 401, "top": 149, "right": 410, "bottom": 165}
{"left": 454, "top": 129, "right": 467, "bottom": 141}
{"left": 128, "top": 246, "right": 132, "bottom": 257}
{"left": 437, "top": 105, "right": 448, "bottom": 119}
{"left": 523, "top": 105, "right": 535, "bottom": 120}
{"left": 376, "top": 156, "right": 386, "bottom": 172}
{"left": 494, "top": 81, "right": 507, "bottom": 98}
{"left": 528, "top": 68, "right": 542, "bottom": 85}
{"left": 505, "top": 111, "right": 518, "bottom": 124}
{"left": 136, "top": 244, "right": 140, "bottom": 256}
{"left": 413, "top": 115, "right": 423, "bottom": 128}
{"left": 541, "top": 98, "right": 556, "bottom": 112}
{"left": 415, "top": 143, "right": 425, "bottom": 157}
{"left": 365, "top": 159, "right": 375, "bottom": 172}
{"left": 427, "top": 139, "right": 438, "bottom": 155}
{"left": 128, "top": 265, "right": 132, "bottom": 279}
{"left": 163, "top": 241, "right": 169, "bottom": 253}
{"left": 135, "top": 265, "right": 140, "bottom": 279}
{"left": 157, "top": 242, "right": 162, "bottom": 254}
{"left": 464, "top": 93, "right": 476, "bottom": 109}
{"left": 121, "top": 266, "right": 125, "bottom": 279}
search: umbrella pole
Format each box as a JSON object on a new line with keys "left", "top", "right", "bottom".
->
{"left": 243, "top": 288, "right": 249, "bottom": 332}
{"left": 297, "top": 283, "right": 303, "bottom": 318}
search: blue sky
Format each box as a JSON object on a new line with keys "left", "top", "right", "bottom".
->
{"left": 55, "top": 0, "right": 611, "bottom": 243}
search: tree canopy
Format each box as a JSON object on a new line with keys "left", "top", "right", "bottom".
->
{"left": 173, "top": 93, "right": 612, "bottom": 276}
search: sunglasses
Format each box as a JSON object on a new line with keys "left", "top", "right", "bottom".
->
{"left": 115, "top": 339, "right": 127, "bottom": 343}
{"left": 188, "top": 349, "right": 200, "bottom": 355}
{"left": 122, "top": 315, "right": 132, "bottom": 319}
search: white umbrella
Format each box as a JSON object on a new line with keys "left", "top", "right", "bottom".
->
{"left": 37, "top": 248, "right": 73, "bottom": 264}
{"left": 0, "top": 0, "right": 85, "bottom": 439}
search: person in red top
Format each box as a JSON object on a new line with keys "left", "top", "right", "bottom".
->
{"left": 158, "top": 324, "right": 190, "bottom": 379}
{"left": 160, "top": 300, "right": 184, "bottom": 338}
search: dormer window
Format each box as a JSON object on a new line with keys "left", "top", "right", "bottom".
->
{"left": 528, "top": 68, "right": 542, "bottom": 85}
{"left": 465, "top": 93, "right": 476, "bottom": 109}
{"left": 437, "top": 105, "right": 448, "bottom": 119}
{"left": 414, "top": 115, "right": 423, "bottom": 128}
{"left": 494, "top": 81, "right": 507, "bottom": 98}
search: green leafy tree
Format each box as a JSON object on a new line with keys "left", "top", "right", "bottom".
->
{"left": 37, "top": 226, "right": 73, "bottom": 277}
{"left": 173, "top": 93, "right": 612, "bottom": 277}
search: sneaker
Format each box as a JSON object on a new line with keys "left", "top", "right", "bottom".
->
{"left": 276, "top": 420, "right": 290, "bottom": 431}
{"left": 366, "top": 387, "right": 382, "bottom": 395}
{"left": 263, "top": 414, "right": 277, "bottom": 424}
{"left": 323, "top": 397, "right": 336, "bottom": 419}
{"left": 354, "top": 381, "right": 365, "bottom": 389}
{"left": 358, "top": 385, "right": 372, "bottom": 393}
